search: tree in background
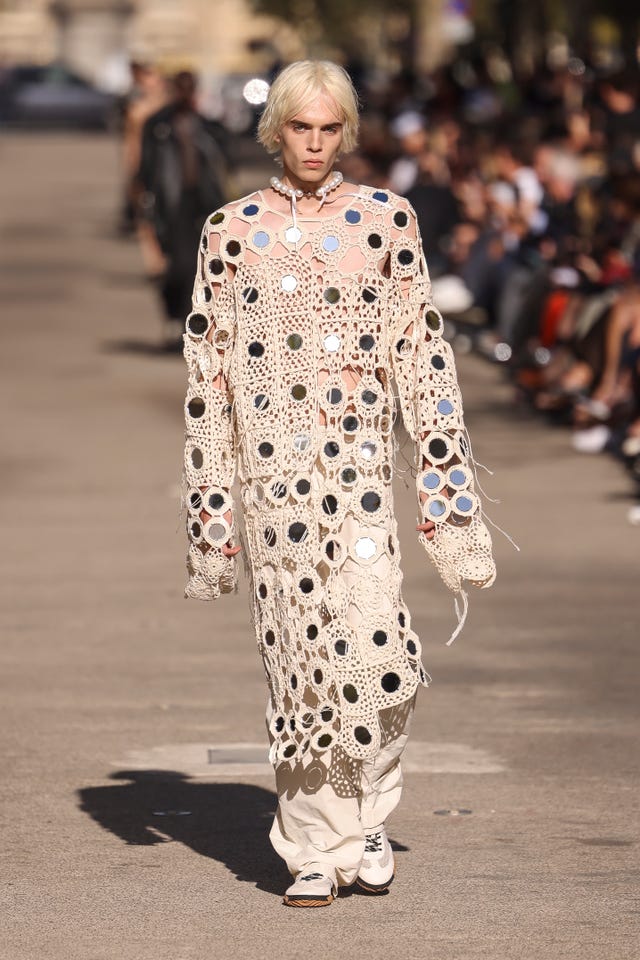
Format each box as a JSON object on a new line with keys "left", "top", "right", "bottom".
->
{"left": 248, "top": 0, "right": 429, "bottom": 72}
{"left": 250, "top": 0, "right": 639, "bottom": 77}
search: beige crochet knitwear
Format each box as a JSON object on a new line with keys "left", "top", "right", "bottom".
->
{"left": 182, "top": 185, "right": 496, "bottom": 764}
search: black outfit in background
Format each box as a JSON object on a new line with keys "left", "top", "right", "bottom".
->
{"left": 405, "top": 182, "right": 461, "bottom": 274}
{"left": 138, "top": 103, "right": 228, "bottom": 322}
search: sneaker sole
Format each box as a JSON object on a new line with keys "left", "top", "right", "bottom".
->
{"left": 355, "top": 872, "right": 395, "bottom": 894}
{"left": 283, "top": 894, "right": 334, "bottom": 908}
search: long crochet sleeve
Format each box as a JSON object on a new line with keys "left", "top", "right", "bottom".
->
{"left": 389, "top": 200, "right": 496, "bottom": 596}
{"left": 182, "top": 214, "right": 238, "bottom": 600}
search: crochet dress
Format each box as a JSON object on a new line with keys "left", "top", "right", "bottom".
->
{"left": 181, "top": 185, "right": 496, "bottom": 764}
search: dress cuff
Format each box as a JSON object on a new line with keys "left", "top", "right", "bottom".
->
{"left": 418, "top": 514, "right": 496, "bottom": 593}
{"left": 184, "top": 543, "right": 237, "bottom": 600}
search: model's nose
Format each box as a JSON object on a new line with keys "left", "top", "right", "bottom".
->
{"left": 308, "top": 129, "right": 321, "bottom": 151}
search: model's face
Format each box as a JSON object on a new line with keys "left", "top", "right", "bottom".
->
{"left": 277, "top": 94, "right": 344, "bottom": 188}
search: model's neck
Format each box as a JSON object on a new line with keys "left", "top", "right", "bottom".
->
{"left": 280, "top": 168, "right": 336, "bottom": 195}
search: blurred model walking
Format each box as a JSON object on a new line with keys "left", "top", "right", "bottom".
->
{"left": 138, "top": 70, "right": 228, "bottom": 346}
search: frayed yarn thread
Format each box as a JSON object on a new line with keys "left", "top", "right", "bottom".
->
{"left": 446, "top": 589, "right": 469, "bottom": 646}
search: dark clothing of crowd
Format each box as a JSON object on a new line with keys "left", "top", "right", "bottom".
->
{"left": 343, "top": 61, "right": 640, "bottom": 496}
{"left": 137, "top": 79, "right": 228, "bottom": 326}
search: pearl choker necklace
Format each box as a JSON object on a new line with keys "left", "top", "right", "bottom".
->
{"left": 270, "top": 171, "right": 343, "bottom": 202}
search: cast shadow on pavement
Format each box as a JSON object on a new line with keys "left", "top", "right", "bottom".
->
{"left": 100, "top": 338, "right": 182, "bottom": 356}
{"left": 77, "top": 770, "right": 287, "bottom": 895}
{"left": 77, "top": 770, "right": 409, "bottom": 898}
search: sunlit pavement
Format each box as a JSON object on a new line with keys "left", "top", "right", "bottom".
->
{"left": 1, "top": 133, "right": 638, "bottom": 960}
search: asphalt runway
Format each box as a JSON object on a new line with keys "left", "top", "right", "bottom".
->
{"left": 0, "top": 134, "right": 638, "bottom": 960}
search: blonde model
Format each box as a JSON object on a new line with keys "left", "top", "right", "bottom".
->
{"left": 181, "top": 60, "right": 496, "bottom": 907}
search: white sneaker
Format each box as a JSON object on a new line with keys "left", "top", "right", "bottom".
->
{"left": 356, "top": 826, "right": 395, "bottom": 893}
{"left": 283, "top": 869, "right": 336, "bottom": 908}
{"left": 571, "top": 424, "right": 610, "bottom": 453}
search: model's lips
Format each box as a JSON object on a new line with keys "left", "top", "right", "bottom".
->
{"left": 303, "top": 160, "right": 324, "bottom": 167}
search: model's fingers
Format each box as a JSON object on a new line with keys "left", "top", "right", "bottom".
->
{"left": 222, "top": 543, "right": 242, "bottom": 557}
{"left": 416, "top": 520, "right": 436, "bottom": 540}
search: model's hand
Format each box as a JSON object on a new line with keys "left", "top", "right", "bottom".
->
{"left": 220, "top": 509, "right": 242, "bottom": 556}
{"left": 222, "top": 542, "right": 242, "bottom": 557}
{"left": 416, "top": 519, "right": 436, "bottom": 540}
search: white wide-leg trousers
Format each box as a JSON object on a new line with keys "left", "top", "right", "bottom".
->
{"left": 266, "top": 693, "right": 415, "bottom": 887}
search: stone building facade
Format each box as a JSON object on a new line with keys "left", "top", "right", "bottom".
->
{"left": 0, "top": 1, "right": 454, "bottom": 95}
{"left": 0, "top": 0, "right": 301, "bottom": 89}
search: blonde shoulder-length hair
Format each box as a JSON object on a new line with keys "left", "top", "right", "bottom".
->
{"left": 257, "top": 60, "right": 359, "bottom": 155}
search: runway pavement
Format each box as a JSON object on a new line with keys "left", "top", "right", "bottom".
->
{"left": 0, "top": 133, "right": 638, "bottom": 960}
